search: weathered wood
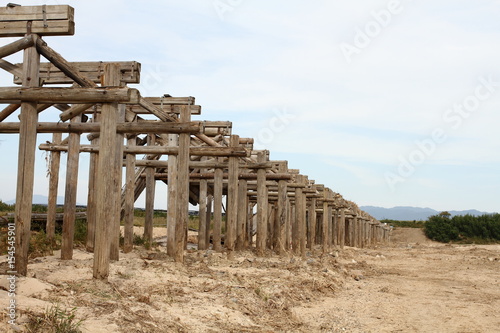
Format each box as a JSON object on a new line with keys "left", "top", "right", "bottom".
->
{"left": 0, "top": 35, "right": 34, "bottom": 59}
{"left": 0, "top": 121, "right": 201, "bottom": 134}
{"left": 166, "top": 135, "right": 178, "bottom": 257}
{"left": 198, "top": 173, "right": 208, "bottom": 250}
{"left": 276, "top": 162, "right": 288, "bottom": 255}
{"left": 322, "top": 193, "right": 329, "bottom": 253}
{"left": 59, "top": 104, "right": 94, "bottom": 122}
{"left": 213, "top": 162, "right": 223, "bottom": 252}
{"left": 14, "top": 39, "right": 40, "bottom": 276}
{"left": 226, "top": 135, "right": 239, "bottom": 253}
{"left": 123, "top": 135, "right": 136, "bottom": 253}
{"left": 14, "top": 61, "right": 141, "bottom": 85}
{"left": 93, "top": 64, "right": 120, "bottom": 279}
{"left": 110, "top": 104, "right": 125, "bottom": 261}
{"left": 0, "top": 20, "right": 74, "bottom": 37}
{"left": 46, "top": 132, "right": 61, "bottom": 242}
{"left": 144, "top": 135, "right": 155, "bottom": 248}
{"left": 0, "top": 103, "right": 20, "bottom": 122}
{"left": 0, "top": 86, "right": 140, "bottom": 104}
{"left": 308, "top": 197, "right": 317, "bottom": 250}
{"left": 38, "top": 143, "right": 247, "bottom": 157}
{"left": 236, "top": 177, "right": 248, "bottom": 251}
{"left": 174, "top": 106, "right": 190, "bottom": 262}
{"left": 296, "top": 176, "right": 307, "bottom": 256}
{"left": 85, "top": 117, "right": 99, "bottom": 252}
{"left": 61, "top": 115, "right": 81, "bottom": 260}
{"left": 205, "top": 194, "right": 213, "bottom": 248}
{"left": 256, "top": 151, "right": 268, "bottom": 255}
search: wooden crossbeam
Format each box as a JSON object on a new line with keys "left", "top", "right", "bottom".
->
{"left": 0, "top": 5, "right": 74, "bottom": 37}
{"left": 0, "top": 121, "right": 201, "bottom": 134}
{"left": 12, "top": 61, "right": 141, "bottom": 84}
{"left": 0, "top": 87, "right": 140, "bottom": 104}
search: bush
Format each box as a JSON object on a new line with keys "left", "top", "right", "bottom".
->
{"left": 425, "top": 213, "right": 500, "bottom": 243}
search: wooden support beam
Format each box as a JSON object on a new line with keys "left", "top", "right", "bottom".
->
{"left": 85, "top": 117, "right": 99, "bottom": 252}
{"left": 276, "top": 162, "right": 288, "bottom": 255}
{"left": 256, "top": 151, "right": 268, "bottom": 255}
{"left": 308, "top": 197, "right": 317, "bottom": 251}
{"left": 93, "top": 64, "right": 120, "bottom": 280}
{"left": 236, "top": 176, "right": 248, "bottom": 251}
{"left": 46, "top": 132, "right": 61, "bottom": 242}
{"left": 144, "top": 150, "right": 155, "bottom": 247}
{"left": 197, "top": 160, "right": 208, "bottom": 250}
{"left": 61, "top": 115, "right": 81, "bottom": 260}
{"left": 110, "top": 105, "right": 125, "bottom": 261}
{"left": 123, "top": 135, "right": 136, "bottom": 253}
{"left": 0, "top": 35, "right": 34, "bottom": 59}
{"left": 0, "top": 103, "right": 20, "bottom": 122}
{"left": 226, "top": 135, "right": 239, "bottom": 254}
{"left": 14, "top": 38, "right": 40, "bottom": 276}
{"left": 166, "top": 135, "right": 178, "bottom": 257}
{"left": 0, "top": 86, "right": 140, "bottom": 104}
{"left": 213, "top": 160, "right": 223, "bottom": 252}
{"left": 174, "top": 106, "right": 190, "bottom": 262}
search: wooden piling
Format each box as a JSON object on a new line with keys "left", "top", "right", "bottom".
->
{"left": 123, "top": 135, "right": 136, "bottom": 253}
{"left": 46, "top": 132, "right": 62, "bottom": 242}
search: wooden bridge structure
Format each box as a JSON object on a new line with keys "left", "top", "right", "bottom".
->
{"left": 0, "top": 5, "right": 390, "bottom": 280}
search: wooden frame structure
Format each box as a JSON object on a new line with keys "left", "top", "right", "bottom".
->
{"left": 0, "top": 5, "right": 390, "bottom": 280}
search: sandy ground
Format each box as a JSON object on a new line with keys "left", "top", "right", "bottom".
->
{"left": 1, "top": 227, "right": 499, "bottom": 332}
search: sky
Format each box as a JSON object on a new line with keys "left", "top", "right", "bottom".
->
{"left": 0, "top": 0, "right": 499, "bottom": 213}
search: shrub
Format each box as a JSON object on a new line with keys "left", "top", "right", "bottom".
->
{"left": 425, "top": 213, "right": 500, "bottom": 243}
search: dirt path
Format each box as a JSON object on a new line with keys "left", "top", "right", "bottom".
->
{"left": 1, "top": 228, "right": 499, "bottom": 332}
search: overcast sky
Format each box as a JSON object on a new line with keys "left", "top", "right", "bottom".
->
{"left": 1, "top": 0, "right": 499, "bottom": 213}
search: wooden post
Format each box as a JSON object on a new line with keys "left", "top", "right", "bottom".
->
{"left": 14, "top": 37, "right": 40, "bottom": 276}
{"left": 213, "top": 162, "right": 223, "bottom": 252}
{"left": 86, "top": 113, "right": 99, "bottom": 252}
{"left": 123, "top": 135, "right": 136, "bottom": 253}
{"left": 256, "top": 151, "right": 268, "bottom": 255}
{"left": 226, "top": 135, "right": 239, "bottom": 255}
{"left": 276, "top": 162, "right": 287, "bottom": 255}
{"left": 308, "top": 197, "right": 317, "bottom": 251}
{"left": 205, "top": 193, "right": 212, "bottom": 247}
{"left": 93, "top": 63, "right": 119, "bottom": 279}
{"left": 166, "top": 134, "right": 178, "bottom": 257}
{"left": 322, "top": 197, "right": 329, "bottom": 253}
{"left": 110, "top": 104, "right": 125, "bottom": 261}
{"left": 340, "top": 209, "right": 345, "bottom": 249}
{"left": 174, "top": 106, "right": 190, "bottom": 262}
{"left": 46, "top": 132, "right": 62, "bottom": 242}
{"left": 144, "top": 135, "right": 156, "bottom": 247}
{"left": 296, "top": 176, "right": 307, "bottom": 257}
{"left": 236, "top": 177, "right": 247, "bottom": 250}
{"left": 198, "top": 165, "right": 208, "bottom": 250}
{"left": 61, "top": 115, "right": 81, "bottom": 260}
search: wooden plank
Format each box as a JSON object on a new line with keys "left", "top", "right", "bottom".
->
{"left": 13, "top": 61, "right": 141, "bottom": 85}
{"left": 0, "top": 20, "right": 74, "bottom": 37}
{"left": 0, "top": 86, "right": 140, "bottom": 104}
{"left": 46, "top": 132, "right": 61, "bottom": 242}
{"left": 14, "top": 40, "right": 40, "bottom": 276}
{"left": 225, "top": 135, "right": 239, "bottom": 254}
{"left": 93, "top": 64, "right": 119, "bottom": 280}
{"left": 0, "top": 5, "right": 74, "bottom": 21}
{"left": 123, "top": 135, "right": 136, "bottom": 253}
{"left": 256, "top": 151, "right": 268, "bottom": 255}
{"left": 61, "top": 115, "right": 81, "bottom": 260}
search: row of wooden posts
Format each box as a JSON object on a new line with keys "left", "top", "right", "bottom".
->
{"left": 0, "top": 5, "right": 390, "bottom": 280}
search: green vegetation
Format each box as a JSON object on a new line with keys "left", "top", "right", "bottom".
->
{"left": 381, "top": 219, "right": 425, "bottom": 228}
{"left": 0, "top": 199, "right": 14, "bottom": 212}
{"left": 424, "top": 212, "right": 500, "bottom": 243}
{"left": 26, "top": 305, "right": 83, "bottom": 333}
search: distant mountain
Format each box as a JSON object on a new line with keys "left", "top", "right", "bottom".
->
{"left": 5, "top": 195, "right": 69, "bottom": 206}
{"left": 360, "top": 206, "right": 494, "bottom": 221}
